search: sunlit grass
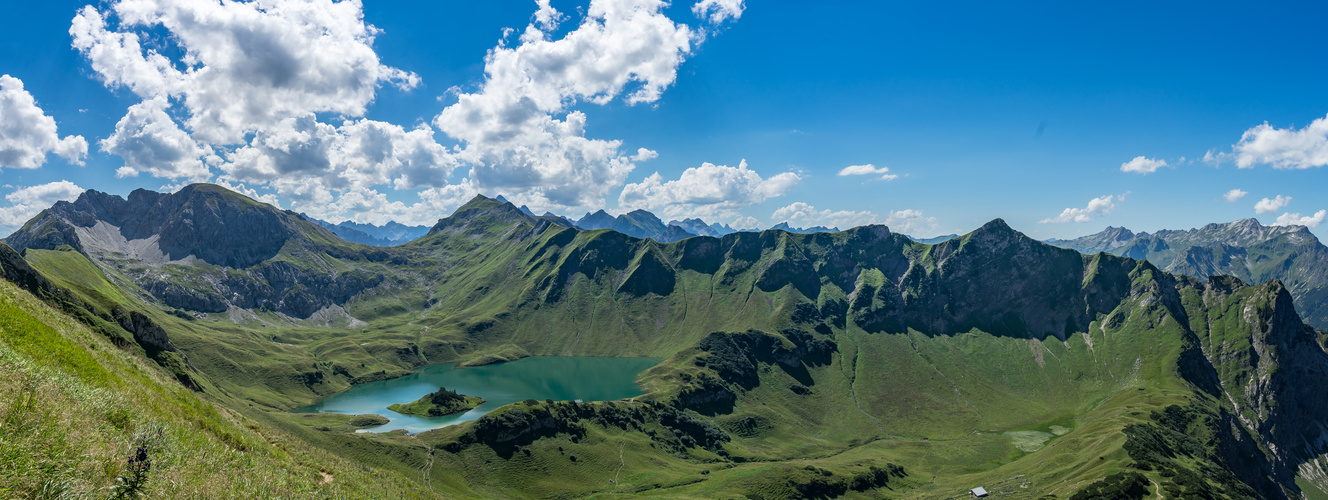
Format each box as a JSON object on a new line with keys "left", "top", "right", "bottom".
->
{"left": 0, "top": 279, "right": 434, "bottom": 498}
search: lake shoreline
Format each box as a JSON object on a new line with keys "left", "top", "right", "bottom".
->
{"left": 292, "top": 356, "right": 662, "bottom": 434}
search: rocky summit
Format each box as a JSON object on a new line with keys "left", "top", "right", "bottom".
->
{"left": 4, "top": 184, "right": 390, "bottom": 318}
{"left": 8, "top": 184, "right": 302, "bottom": 268}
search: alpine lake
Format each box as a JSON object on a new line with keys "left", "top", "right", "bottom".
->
{"left": 296, "top": 356, "right": 662, "bottom": 433}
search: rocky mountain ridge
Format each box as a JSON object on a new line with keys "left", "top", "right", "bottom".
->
{"left": 667, "top": 217, "right": 738, "bottom": 237}
{"left": 8, "top": 184, "right": 302, "bottom": 268}
{"left": 573, "top": 208, "right": 695, "bottom": 242}
{"left": 4, "top": 184, "right": 392, "bottom": 318}
{"left": 769, "top": 221, "right": 838, "bottom": 233}
{"left": 306, "top": 217, "right": 430, "bottom": 246}
{"left": 1050, "top": 218, "right": 1328, "bottom": 329}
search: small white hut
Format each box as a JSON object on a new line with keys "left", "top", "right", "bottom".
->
{"left": 970, "top": 486, "right": 988, "bottom": 497}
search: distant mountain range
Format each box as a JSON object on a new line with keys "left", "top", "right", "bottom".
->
{"left": 573, "top": 209, "right": 694, "bottom": 242}
{"left": 666, "top": 218, "right": 739, "bottom": 237}
{"left": 305, "top": 217, "right": 430, "bottom": 246}
{"left": 293, "top": 196, "right": 944, "bottom": 247}
{"left": 1049, "top": 218, "right": 1328, "bottom": 330}
{"left": 907, "top": 233, "right": 960, "bottom": 245}
{"left": 770, "top": 222, "right": 838, "bottom": 234}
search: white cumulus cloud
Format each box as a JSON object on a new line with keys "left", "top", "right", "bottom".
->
{"left": 102, "top": 96, "right": 214, "bottom": 182}
{"left": 435, "top": 0, "right": 742, "bottom": 213}
{"left": 1273, "top": 210, "right": 1327, "bottom": 228}
{"left": 1233, "top": 114, "right": 1328, "bottom": 169}
{"left": 69, "top": 0, "right": 745, "bottom": 224}
{"left": 220, "top": 116, "right": 457, "bottom": 215}
{"left": 618, "top": 160, "right": 799, "bottom": 221}
{"left": 1039, "top": 194, "right": 1125, "bottom": 224}
{"left": 1254, "top": 195, "right": 1291, "bottom": 215}
{"left": 70, "top": 0, "right": 476, "bottom": 226}
{"left": 729, "top": 215, "right": 759, "bottom": 230}
{"left": 0, "top": 180, "right": 85, "bottom": 231}
{"left": 296, "top": 181, "right": 480, "bottom": 227}
{"left": 1120, "top": 156, "right": 1167, "bottom": 174}
{"left": 692, "top": 0, "right": 745, "bottom": 24}
{"left": 71, "top": 0, "right": 419, "bottom": 144}
{"left": 1222, "top": 189, "right": 1247, "bottom": 203}
{"left": 883, "top": 209, "right": 939, "bottom": 236}
{"left": 837, "top": 164, "right": 897, "bottom": 180}
{"left": 772, "top": 202, "right": 876, "bottom": 229}
{"left": 768, "top": 202, "right": 936, "bottom": 234}
{"left": 0, "top": 75, "right": 88, "bottom": 169}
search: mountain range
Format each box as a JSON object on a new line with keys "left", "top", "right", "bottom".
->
{"left": 1050, "top": 219, "right": 1328, "bottom": 330}
{"left": 570, "top": 208, "right": 846, "bottom": 241}
{"left": 4, "top": 183, "right": 1328, "bottom": 498}
{"left": 306, "top": 217, "right": 431, "bottom": 246}
{"left": 286, "top": 200, "right": 925, "bottom": 247}
{"left": 666, "top": 217, "right": 741, "bottom": 237}
{"left": 907, "top": 233, "right": 960, "bottom": 245}
{"left": 573, "top": 208, "right": 695, "bottom": 242}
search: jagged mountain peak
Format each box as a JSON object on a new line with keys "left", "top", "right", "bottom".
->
{"left": 669, "top": 218, "right": 737, "bottom": 237}
{"left": 5, "top": 183, "right": 319, "bottom": 268}
{"left": 950, "top": 219, "right": 1051, "bottom": 258}
{"left": 565, "top": 207, "right": 697, "bottom": 242}
{"left": 770, "top": 222, "right": 839, "bottom": 234}
{"left": 1227, "top": 217, "right": 1262, "bottom": 229}
{"left": 430, "top": 195, "right": 532, "bottom": 231}
{"left": 906, "top": 233, "right": 959, "bottom": 245}
{"left": 965, "top": 218, "right": 1021, "bottom": 242}
{"left": 1049, "top": 218, "right": 1328, "bottom": 330}
{"left": 1100, "top": 225, "right": 1136, "bottom": 240}
{"left": 622, "top": 209, "right": 664, "bottom": 224}
{"left": 576, "top": 209, "right": 616, "bottom": 230}
{"left": 978, "top": 217, "right": 1012, "bottom": 231}
{"left": 425, "top": 195, "right": 577, "bottom": 240}
{"left": 303, "top": 217, "right": 430, "bottom": 247}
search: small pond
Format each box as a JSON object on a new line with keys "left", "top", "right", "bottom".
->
{"left": 1003, "top": 424, "right": 1071, "bottom": 452}
{"left": 296, "top": 356, "right": 661, "bottom": 433}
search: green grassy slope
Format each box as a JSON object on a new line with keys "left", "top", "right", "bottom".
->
{"left": 0, "top": 278, "right": 436, "bottom": 498}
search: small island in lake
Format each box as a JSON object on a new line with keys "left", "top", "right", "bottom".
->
{"left": 388, "top": 387, "right": 484, "bottom": 417}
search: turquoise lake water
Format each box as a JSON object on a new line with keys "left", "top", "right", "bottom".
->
{"left": 295, "top": 356, "right": 661, "bottom": 433}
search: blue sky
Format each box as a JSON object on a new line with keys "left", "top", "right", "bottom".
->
{"left": 2, "top": 0, "right": 1327, "bottom": 240}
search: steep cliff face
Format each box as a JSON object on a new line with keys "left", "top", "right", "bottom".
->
{"left": 837, "top": 220, "right": 1136, "bottom": 339}
{"left": 1185, "top": 279, "right": 1328, "bottom": 493}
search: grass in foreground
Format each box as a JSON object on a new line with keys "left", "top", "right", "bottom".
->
{"left": 0, "top": 278, "right": 435, "bottom": 498}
